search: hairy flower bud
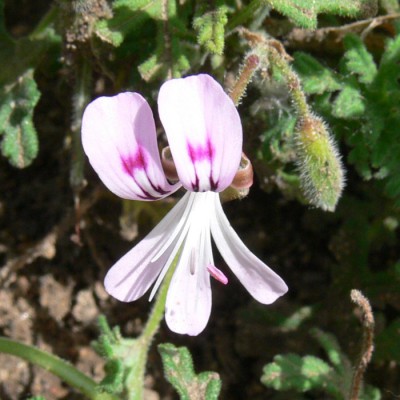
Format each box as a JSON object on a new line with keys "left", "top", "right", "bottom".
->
{"left": 296, "top": 116, "right": 345, "bottom": 211}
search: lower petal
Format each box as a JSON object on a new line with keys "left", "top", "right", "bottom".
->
{"left": 165, "top": 199, "right": 212, "bottom": 335}
{"left": 104, "top": 193, "right": 191, "bottom": 302}
{"left": 165, "top": 257, "right": 212, "bottom": 336}
{"left": 210, "top": 196, "right": 288, "bottom": 304}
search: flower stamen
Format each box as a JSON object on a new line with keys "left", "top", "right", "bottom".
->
{"left": 207, "top": 264, "right": 228, "bottom": 285}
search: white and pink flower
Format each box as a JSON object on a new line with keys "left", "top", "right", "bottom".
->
{"left": 82, "top": 74, "right": 288, "bottom": 336}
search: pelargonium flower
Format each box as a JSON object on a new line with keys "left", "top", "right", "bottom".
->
{"left": 82, "top": 74, "right": 288, "bottom": 335}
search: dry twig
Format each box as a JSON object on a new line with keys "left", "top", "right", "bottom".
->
{"left": 349, "top": 289, "right": 375, "bottom": 400}
{"left": 285, "top": 13, "right": 400, "bottom": 53}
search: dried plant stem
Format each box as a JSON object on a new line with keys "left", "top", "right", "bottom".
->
{"left": 161, "top": 0, "right": 173, "bottom": 79}
{"left": 349, "top": 289, "right": 375, "bottom": 400}
{"left": 286, "top": 13, "right": 400, "bottom": 50}
{"left": 70, "top": 57, "right": 92, "bottom": 203}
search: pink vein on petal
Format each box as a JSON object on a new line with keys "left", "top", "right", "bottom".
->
{"left": 187, "top": 137, "right": 218, "bottom": 191}
{"left": 121, "top": 148, "right": 169, "bottom": 199}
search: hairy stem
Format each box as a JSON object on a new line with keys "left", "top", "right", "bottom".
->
{"left": 267, "top": 45, "right": 310, "bottom": 118}
{"left": 124, "top": 250, "right": 180, "bottom": 399}
{"left": 229, "top": 53, "right": 260, "bottom": 106}
{"left": 0, "top": 337, "right": 117, "bottom": 400}
{"left": 349, "top": 289, "right": 375, "bottom": 400}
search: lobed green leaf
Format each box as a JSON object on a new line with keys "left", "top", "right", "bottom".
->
{"left": 263, "top": 0, "right": 377, "bottom": 29}
{"left": 293, "top": 52, "right": 342, "bottom": 94}
{"left": 343, "top": 34, "right": 378, "bottom": 84}
{"left": 158, "top": 343, "right": 221, "bottom": 400}
{"left": 193, "top": 6, "right": 228, "bottom": 55}
{"left": 0, "top": 69, "right": 40, "bottom": 168}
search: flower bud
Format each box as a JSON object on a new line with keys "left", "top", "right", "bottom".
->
{"left": 296, "top": 116, "right": 345, "bottom": 211}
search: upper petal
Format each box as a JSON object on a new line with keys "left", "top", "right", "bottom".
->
{"left": 210, "top": 196, "right": 288, "bottom": 304}
{"left": 82, "top": 92, "right": 180, "bottom": 200}
{"left": 158, "top": 74, "right": 242, "bottom": 193}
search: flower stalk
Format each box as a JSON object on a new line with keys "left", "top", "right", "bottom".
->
{"left": 123, "top": 250, "right": 179, "bottom": 399}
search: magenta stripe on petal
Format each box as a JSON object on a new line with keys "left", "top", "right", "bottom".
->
{"left": 82, "top": 92, "right": 180, "bottom": 201}
{"left": 158, "top": 74, "right": 242, "bottom": 193}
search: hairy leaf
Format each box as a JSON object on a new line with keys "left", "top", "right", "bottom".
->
{"left": 263, "top": 0, "right": 377, "bottom": 29}
{"left": 0, "top": 69, "right": 40, "bottom": 168}
{"left": 293, "top": 52, "right": 342, "bottom": 94}
{"left": 193, "top": 6, "right": 228, "bottom": 55}
{"left": 158, "top": 343, "right": 221, "bottom": 400}
{"left": 343, "top": 34, "right": 377, "bottom": 84}
{"left": 261, "top": 354, "right": 338, "bottom": 393}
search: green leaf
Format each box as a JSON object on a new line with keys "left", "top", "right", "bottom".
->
{"left": 311, "top": 329, "right": 350, "bottom": 373}
{"left": 99, "top": 359, "right": 124, "bottom": 394}
{"left": 92, "top": 315, "right": 154, "bottom": 397}
{"left": 98, "top": 0, "right": 191, "bottom": 80}
{"left": 261, "top": 354, "right": 337, "bottom": 393}
{"left": 361, "top": 386, "right": 382, "bottom": 400}
{"left": 261, "top": 329, "right": 381, "bottom": 399}
{"left": 332, "top": 82, "right": 365, "bottom": 119}
{"left": 138, "top": 34, "right": 190, "bottom": 81}
{"left": 193, "top": 6, "right": 228, "bottom": 55}
{"left": 343, "top": 34, "right": 378, "bottom": 84}
{"left": 95, "top": 20, "right": 124, "bottom": 47}
{"left": 0, "top": 69, "right": 40, "bottom": 168}
{"left": 263, "top": 0, "right": 377, "bottom": 29}
{"left": 158, "top": 343, "right": 221, "bottom": 400}
{"left": 293, "top": 52, "right": 342, "bottom": 94}
{"left": 94, "top": 0, "right": 162, "bottom": 47}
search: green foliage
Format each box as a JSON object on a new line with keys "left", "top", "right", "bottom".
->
{"left": 261, "top": 329, "right": 380, "bottom": 399}
{"left": 293, "top": 33, "right": 400, "bottom": 204}
{"left": 263, "top": 0, "right": 377, "bottom": 29}
{"left": 94, "top": 0, "right": 164, "bottom": 46}
{"left": 92, "top": 316, "right": 126, "bottom": 394}
{"left": 193, "top": 6, "right": 228, "bottom": 55}
{"left": 27, "top": 397, "right": 47, "bottom": 400}
{"left": 158, "top": 343, "right": 221, "bottom": 400}
{"left": 0, "top": 69, "right": 40, "bottom": 168}
{"left": 262, "top": 354, "right": 338, "bottom": 393}
{"left": 342, "top": 34, "right": 377, "bottom": 85}
{"left": 255, "top": 45, "right": 345, "bottom": 211}
{"left": 0, "top": 2, "right": 60, "bottom": 168}
{"left": 137, "top": 30, "right": 191, "bottom": 81}
{"left": 94, "top": 0, "right": 192, "bottom": 81}
{"left": 291, "top": 53, "right": 342, "bottom": 94}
